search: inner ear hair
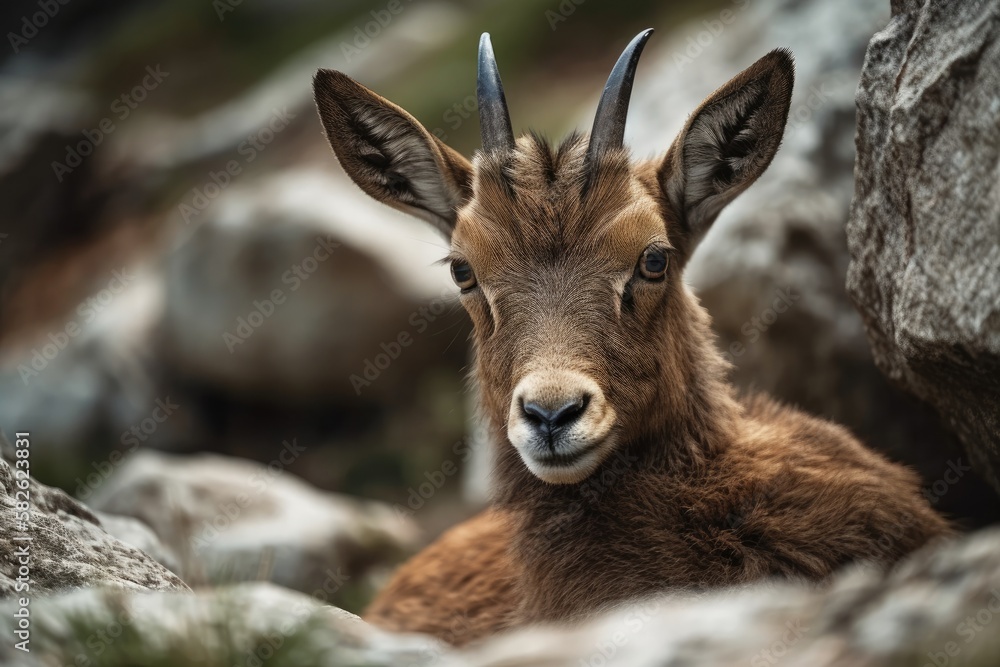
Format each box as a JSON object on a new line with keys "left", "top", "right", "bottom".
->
{"left": 661, "top": 48, "right": 794, "bottom": 246}
{"left": 313, "top": 69, "right": 472, "bottom": 235}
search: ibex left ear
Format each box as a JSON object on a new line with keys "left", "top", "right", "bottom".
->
{"left": 313, "top": 69, "right": 473, "bottom": 237}
{"left": 659, "top": 49, "right": 794, "bottom": 254}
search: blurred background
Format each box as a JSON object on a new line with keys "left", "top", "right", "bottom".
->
{"left": 1, "top": 0, "right": 997, "bottom": 614}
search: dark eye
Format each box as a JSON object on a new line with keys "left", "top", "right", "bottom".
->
{"left": 639, "top": 246, "right": 668, "bottom": 280}
{"left": 451, "top": 259, "right": 477, "bottom": 291}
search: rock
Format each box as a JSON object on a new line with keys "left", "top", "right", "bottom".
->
{"left": 0, "top": 456, "right": 187, "bottom": 597}
{"left": 86, "top": 450, "right": 420, "bottom": 606}
{"left": 160, "top": 169, "right": 461, "bottom": 405}
{"left": 618, "top": 0, "right": 1000, "bottom": 523}
{"left": 450, "top": 528, "right": 1000, "bottom": 666}
{"left": 0, "top": 266, "right": 199, "bottom": 491}
{"left": 94, "top": 511, "right": 182, "bottom": 576}
{"left": 847, "top": 0, "right": 1000, "bottom": 497}
{"left": 0, "top": 582, "right": 444, "bottom": 667}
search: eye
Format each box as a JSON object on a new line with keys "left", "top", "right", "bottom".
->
{"left": 451, "top": 259, "right": 477, "bottom": 291}
{"left": 639, "top": 246, "right": 669, "bottom": 280}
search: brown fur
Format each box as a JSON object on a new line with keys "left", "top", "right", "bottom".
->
{"left": 313, "top": 45, "right": 951, "bottom": 646}
{"left": 364, "top": 508, "right": 519, "bottom": 645}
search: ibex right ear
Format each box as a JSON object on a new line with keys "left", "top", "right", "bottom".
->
{"left": 313, "top": 69, "right": 473, "bottom": 237}
{"left": 659, "top": 49, "right": 793, "bottom": 256}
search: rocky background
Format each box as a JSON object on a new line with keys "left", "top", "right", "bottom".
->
{"left": 1, "top": 0, "right": 999, "bottom": 664}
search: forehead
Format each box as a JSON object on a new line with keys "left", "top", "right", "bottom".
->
{"left": 451, "top": 134, "right": 667, "bottom": 273}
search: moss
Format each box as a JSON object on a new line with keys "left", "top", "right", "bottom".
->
{"left": 54, "top": 589, "right": 359, "bottom": 667}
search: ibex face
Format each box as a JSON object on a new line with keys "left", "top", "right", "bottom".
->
{"left": 314, "top": 31, "right": 793, "bottom": 484}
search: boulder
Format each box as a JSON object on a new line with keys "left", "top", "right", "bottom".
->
{"left": 0, "top": 456, "right": 187, "bottom": 597}
{"left": 0, "top": 582, "right": 444, "bottom": 667}
{"left": 160, "top": 170, "right": 460, "bottom": 405}
{"left": 94, "top": 511, "right": 183, "bottom": 576}
{"left": 847, "top": 0, "right": 1000, "bottom": 497}
{"left": 451, "top": 529, "right": 1000, "bottom": 666}
{"left": 0, "top": 265, "right": 203, "bottom": 492}
{"left": 85, "top": 449, "right": 420, "bottom": 607}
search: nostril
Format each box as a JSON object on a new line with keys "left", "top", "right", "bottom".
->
{"left": 521, "top": 400, "right": 551, "bottom": 426}
{"left": 551, "top": 394, "right": 589, "bottom": 428}
{"left": 521, "top": 394, "right": 590, "bottom": 432}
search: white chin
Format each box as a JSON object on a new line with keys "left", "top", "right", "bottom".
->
{"left": 519, "top": 439, "right": 614, "bottom": 485}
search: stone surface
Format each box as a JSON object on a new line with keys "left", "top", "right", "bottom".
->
{"left": 0, "top": 582, "right": 444, "bottom": 667}
{"left": 451, "top": 529, "right": 1000, "bottom": 667}
{"left": 159, "top": 170, "right": 460, "bottom": 404}
{"left": 94, "top": 511, "right": 183, "bottom": 577}
{"left": 848, "top": 0, "right": 1000, "bottom": 497}
{"left": 85, "top": 449, "right": 420, "bottom": 606}
{"left": 0, "top": 456, "right": 187, "bottom": 598}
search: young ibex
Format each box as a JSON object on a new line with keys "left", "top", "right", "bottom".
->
{"left": 313, "top": 30, "right": 950, "bottom": 645}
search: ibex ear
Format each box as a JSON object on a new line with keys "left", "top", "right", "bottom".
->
{"left": 659, "top": 49, "right": 793, "bottom": 255}
{"left": 313, "top": 69, "right": 473, "bottom": 237}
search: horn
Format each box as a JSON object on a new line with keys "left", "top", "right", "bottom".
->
{"left": 478, "top": 32, "right": 515, "bottom": 153}
{"left": 585, "top": 29, "right": 653, "bottom": 167}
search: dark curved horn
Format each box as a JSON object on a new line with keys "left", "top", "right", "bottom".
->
{"left": 585, "top": 29, "right": 653, "bottom": 167}
{"left": 478, "top": 33, "right": 515, "bottom": 153}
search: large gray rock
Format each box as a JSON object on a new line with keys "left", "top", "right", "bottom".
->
{"left": 848, "top": 0, "right": 1000, "bottom": 497}
{"left": 160, "top": 170, "right": 458, "bottom": 404}
{"left": 0, "top": 456, "right": 187, "bottom": 597}
{"left": 620, "top": 0, "right": 999, "bottom": 523}
{"left": 0, "top": 582, "right": 444, "bottom": 667}
{"left": 86, "top": 450, "right": 420, "bottom": 605}
{"left": 0, "top": 265, "right": 194, "bottom": 489}
{"left": 452, "top": 529, "right": 1000, "bottom": 666}
{"left": 94, "top": 510, "right": 183, "bottom": 576}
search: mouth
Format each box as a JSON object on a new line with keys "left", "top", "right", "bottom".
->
{"left": 520, "top": 434, "right": 616, "bottom": 485}
{"left": 531, "top": 439, "right": 602, "bottom": 468}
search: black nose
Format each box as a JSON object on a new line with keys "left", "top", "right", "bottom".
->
{"left": 522, "top": 396, "right": 588, "bottom": 438}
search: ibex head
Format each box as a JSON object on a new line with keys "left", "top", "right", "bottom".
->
{"left": 314, "top": 31, "right": 793, "bottom": 485}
